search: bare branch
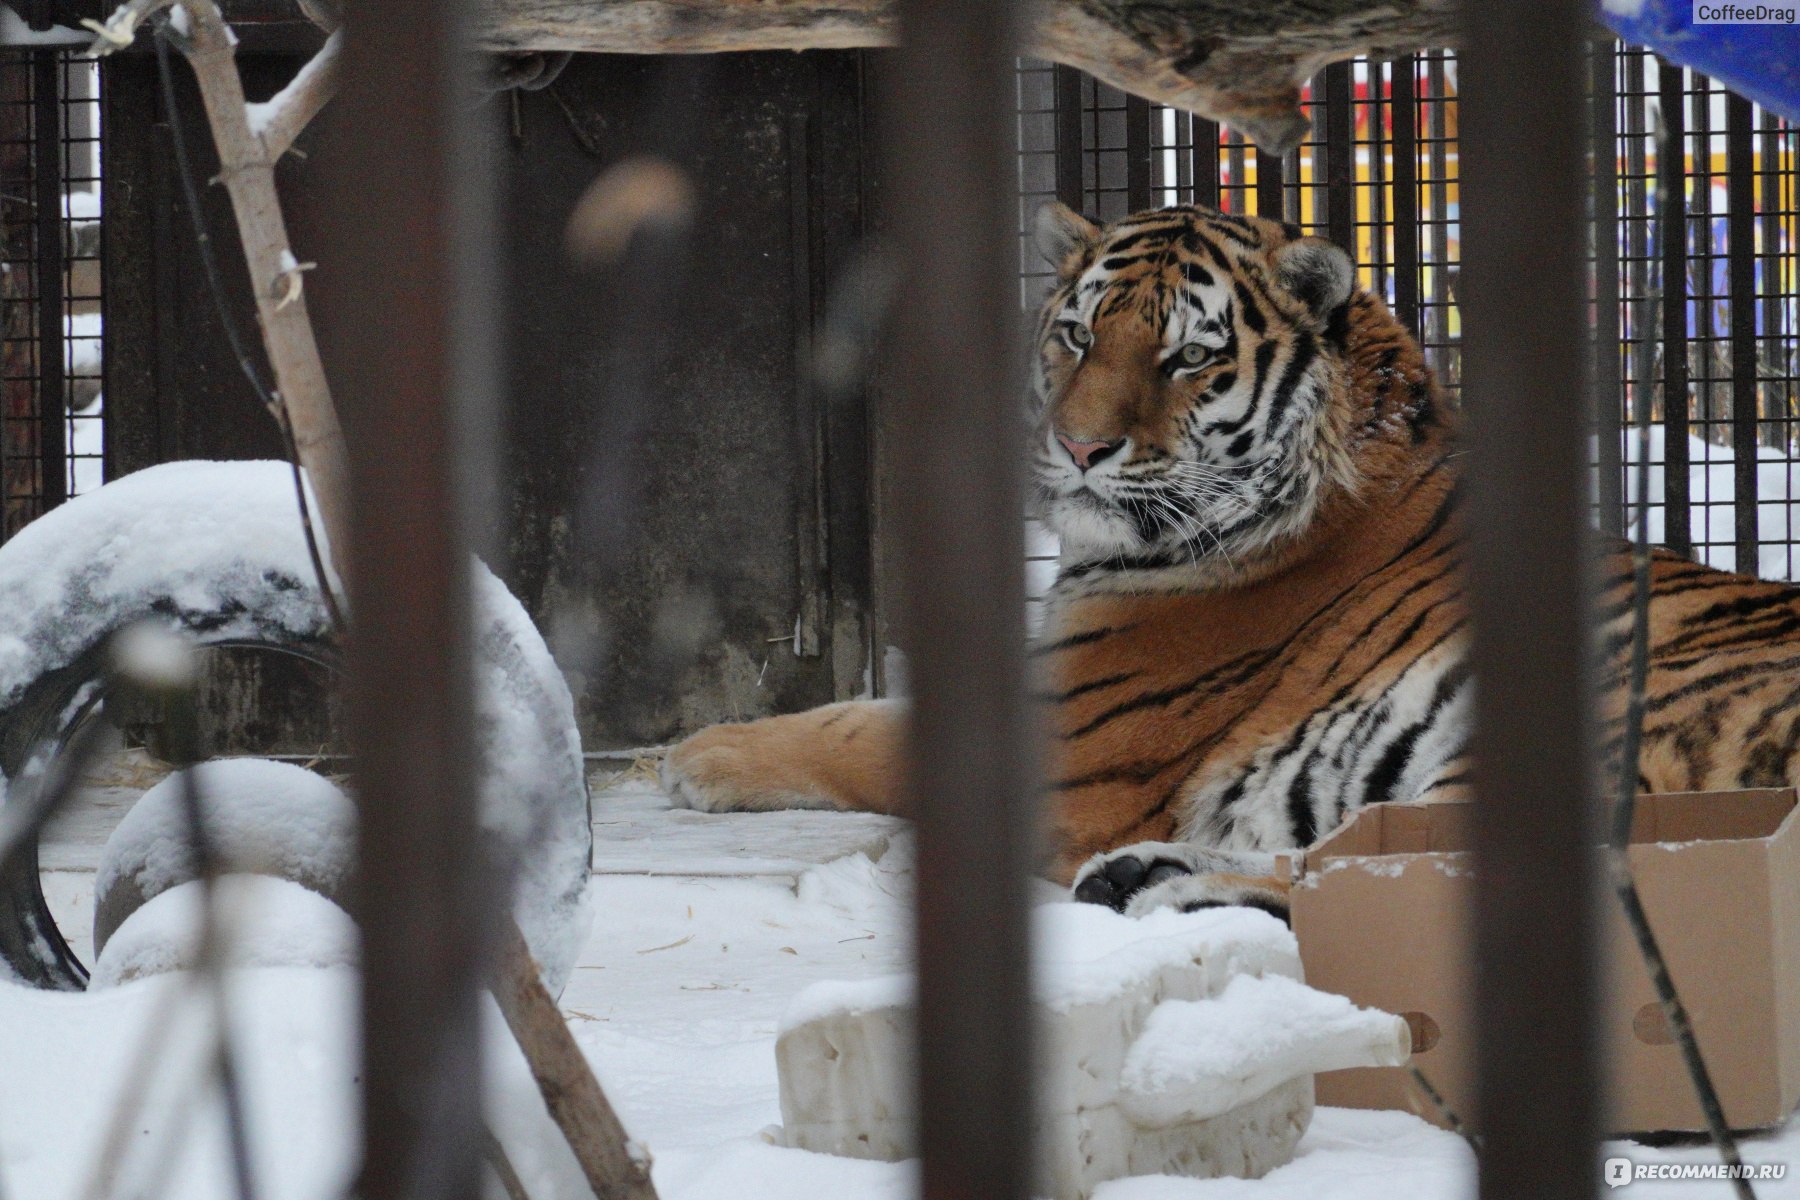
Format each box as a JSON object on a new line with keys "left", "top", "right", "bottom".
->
{"left": 157, "top": 0, "right": 354, "bottom": 585}
{"left": 248, "top": 29, "right": 343, "bottom": 161}
{"left": 491, "top": 919, "right": 662, "bottom": 1200}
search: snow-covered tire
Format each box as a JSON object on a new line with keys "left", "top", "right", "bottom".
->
{"left": 0, "top": 461, "right": 593, "bottom": 993}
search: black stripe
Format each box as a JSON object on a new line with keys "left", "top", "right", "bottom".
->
{"left": 1032, "top": 623, "right": 1139, "bottom": 656}
{"left": 1233, "top": 279, "right": 1267, "bottom": 334}
{"left": 1262, "top": 332, "right": 1318, "bottom": 433}
{"left": 1039, "top": 671, "right": 1140, "bottom": 704}
{"left": 1359, "top": 664, "right": 1471, "bottom": 808}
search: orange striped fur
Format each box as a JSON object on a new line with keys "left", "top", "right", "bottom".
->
{"left": 664, "top": 204, "right": 1800, "bottom": 912}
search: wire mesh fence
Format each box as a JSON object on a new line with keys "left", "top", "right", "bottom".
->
{"left": 0, "top": 47, "right": 104, "bottom": 541}
{"left": 1014, "top": 45, "right": 1800, "bottom": 585}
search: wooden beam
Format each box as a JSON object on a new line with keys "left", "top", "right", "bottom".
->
{"left": 470, "top": 0, "right": 1460, "bottom": 152}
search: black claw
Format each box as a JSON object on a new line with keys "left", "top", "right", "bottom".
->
{"left": 1101, "top": 855, "right": 1149, "bottom": 895}
{"left": 1073, "top": 873, "right": 1122, "bottom": 909}
{"left": 1143, "top": 861, "right": 1192, "bottom": 889}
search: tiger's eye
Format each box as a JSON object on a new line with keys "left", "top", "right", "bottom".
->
{"left": 1069, "top": 324, "right": 1093, "bottom": 349}
{"left": 1179, "top": 342, "right": 1208, "bottom": 366}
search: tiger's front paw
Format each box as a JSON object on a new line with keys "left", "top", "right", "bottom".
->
{"left": 660, "top": 719, "right": 842, "bottom": 814}
{"left": 1071, "top": 842, "right": 1290, "bottom": 924}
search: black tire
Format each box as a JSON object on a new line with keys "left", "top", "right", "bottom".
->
{"left": 0, "top": 462, "right": 593, "bottom": 993}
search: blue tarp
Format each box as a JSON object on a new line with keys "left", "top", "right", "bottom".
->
{"left": 1598, "top": 1, "right": 1800, "bottom": 121}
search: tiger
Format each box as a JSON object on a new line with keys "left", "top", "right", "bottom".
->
{"left": 661, "top": 200, "right": 1800, "bottom": 921}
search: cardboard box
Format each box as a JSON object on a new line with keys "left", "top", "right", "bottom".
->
{"left": 1289, "top": 789, "right": 1800, "bottom": 1133}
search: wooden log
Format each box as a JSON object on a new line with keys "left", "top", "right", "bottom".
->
{"left": 469, "top": 0, "right": 1461, "bottom": 151}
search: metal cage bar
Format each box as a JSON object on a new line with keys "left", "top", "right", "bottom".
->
{"left": 1729, "top": 90, "right": 1759, "bottom": 572}
{"left": 1324, "top": 61, "right": 1355, "bottom": 252}
{"left": 1458, "top": 2, "right": 1600, "bottom": 1195}
{"left": 1660, "top": 61, "right": 1693, "bottom": 556}
{"left": 1125, "top": 92, "right": 1151, "bottom": 212}
{"left": 1391, "top": 55, "right": 1422, "bottom": 334}
{"left": 1594, "top": 37, "right": 1625, "bottom": 535}
{"left": 321, "top": 0, "right": 498, "bottom": 1192}
{"left": 889, "top": 4, "right": 1037, "bottom": 1199}
{"left": 30, "top": 52, "right": 65, "bottom": 514}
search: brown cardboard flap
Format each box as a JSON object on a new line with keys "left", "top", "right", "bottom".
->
{"left": 1304, "top": 801, "right": 1474, "bottom": 871}
{"left": 1627, "top": 789, "right": 1796, "bottom": 845}
{"left": 1303, "top": 790, "right": 1797, "bottom": 877}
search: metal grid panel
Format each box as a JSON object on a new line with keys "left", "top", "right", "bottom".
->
{"left": 0, "top": 49, "right": 105, "bottom": 542}
{"left": 1014, "top": 47, "right": 1800, "bottom": 583}
{"left": 1613, "top": 48, "right": 1800, "bottom": 579}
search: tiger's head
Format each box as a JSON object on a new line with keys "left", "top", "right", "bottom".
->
{"left": 1030, "top": 203, "right": 1370, "bottom": 587}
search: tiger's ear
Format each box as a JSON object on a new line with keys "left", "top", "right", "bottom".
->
{"left": 1035, "top": 202, "right": 1102, "bottom": 276}
{"left": 1273, "top": 236, "right": 1354, "bottom": 321}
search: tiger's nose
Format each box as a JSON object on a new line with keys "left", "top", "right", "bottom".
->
{"left": 1056, "top": 433, "right": 1125, "bottom": 470}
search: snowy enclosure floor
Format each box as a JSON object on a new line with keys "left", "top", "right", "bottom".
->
{"left": 13, "top": 765, "right": 1800, "bottom": 1197}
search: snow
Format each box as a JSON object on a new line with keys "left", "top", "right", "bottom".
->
{"left": 93, "top": 758, "right": 355, "bottom": 952}
{"left": 14, "top": 771, "right": 1800, "bottom": 1196}
{"left": 65, "top": 311, "right": 102, "bottom": 377}
{"left": 0, "top": 460, "right": 334, "bottom": 713}
{"left": 0, "top": 6, "right": 87, "bottom": 45}
{"left": 1033, "top": 902, "right": 1298, "bottom": 1012}
{"left": 0, "top": 461, "right": 590, "bottom": 991}
{"left": 1616, "top": 426, "right": 1800, "bottom": 579}
{"left": 1121, "top": 975, "right": 1410, "bottom": 1127}
{"left": 62, "top": 191, "right": 101, "bottom": 222}
{"left": 90, "top": 874, "right": 358, "bottom": 988}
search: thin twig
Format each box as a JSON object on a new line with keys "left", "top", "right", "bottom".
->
{"left": 1608, "top": 106, "right": 1753, "bottom": 1200}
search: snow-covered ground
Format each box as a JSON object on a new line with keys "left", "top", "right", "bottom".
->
{"left": 6, "top": 770, "right": 1800, "bottom": 1198}
{"left": 1619, "top": 426, "right": 1800, "bottom": 581}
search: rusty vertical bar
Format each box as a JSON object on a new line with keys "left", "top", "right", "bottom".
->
{"left": 321, "top": 0, "right": 494, "bottom": 1194}
{"left": 1391, "top": 55, "right": 1420, "bottom": 334}
{"left": 1053, "top": 64, "right": 1083, "bottom": 212}
{"left": 32, "top": 50, "right": 65, "bottom": 511}
{"left": 1324, "top": 61, "right": 1354, "bottom": 253}
{"left": 884, "top": 1, "right": 1033, "bottom": 1198}
{"left": 1593, "top": 39, "right": 1624, "bottom": 535}
{"left": 1458, "top": 2, "right": 1600, "bottom": 1198}
{"left": 1728, "top": 92, "right": 1758, "bottom": 574}
{"left": 1660, "top": 62, "right": 1692, "bottom": 556}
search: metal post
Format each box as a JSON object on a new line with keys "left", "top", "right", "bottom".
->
{"left": 1728, "top": 92, "right": 1758, "bottom": 574}
{"left": 32, "top": 50, "right": 66, "bottom": 512}
{"left": 1659, "top": 62, "right": 1692, "bottom": 556}
{"left": 1458, "top": 2, "right": 1600, "bottom": 1198}
{"left": 883, "top": 1, "right": 1034, "bottom": 1197}
{"left": 320, "top": 0, "right": 496, "bottom": 1195}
